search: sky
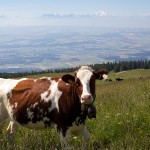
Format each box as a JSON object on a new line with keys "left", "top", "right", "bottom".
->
{"left": 0, "top": 0, "right": 150, "bottom": 28}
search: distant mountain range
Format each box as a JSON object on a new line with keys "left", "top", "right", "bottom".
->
{"left": 0, "top": 26, "right": 149, "bottom": 73}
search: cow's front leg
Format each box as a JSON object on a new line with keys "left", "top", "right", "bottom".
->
{"left": 59, "top": 129, "right": 70, "bottom": 150}
{"left": 82, "top": 127, "right": 90, "bottom": 150}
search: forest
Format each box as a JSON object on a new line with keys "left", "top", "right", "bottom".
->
{"left": 0, "top": 59, "right": 150, "bottom": 78}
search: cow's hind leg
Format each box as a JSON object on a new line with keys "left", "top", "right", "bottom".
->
{"left": 0, "top": 102, "right": 9, "bottom": 134}
{"left": 7, "top": 121, "right": 18, "bottom": 144}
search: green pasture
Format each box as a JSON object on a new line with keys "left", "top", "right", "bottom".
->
{"left": 0, "top": 69, "right": 150, "bottom": 150}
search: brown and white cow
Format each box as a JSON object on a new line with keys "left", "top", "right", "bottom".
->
{"left": 0, "top": 66, "right": 108, "bottom": 149}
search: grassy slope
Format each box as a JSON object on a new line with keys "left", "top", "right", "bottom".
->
{"left": 0, "top": 69, "right": 150, "bottom": 150}
{"left": 90, "top": 70, "right": 150, "bottom": 149}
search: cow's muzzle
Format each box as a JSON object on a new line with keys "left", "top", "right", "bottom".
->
{"left": 81, "top": 95, "right": 93, "bottom": 104}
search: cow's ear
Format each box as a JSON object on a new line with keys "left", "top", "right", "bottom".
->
{"left": 93, "top": 71, "right": 100, "bottom": 79}
{"left": 61, "top": 74, "right": 75, "bottom": 84}
{"left": 93, "top": 69, "right": 108, "bottom": 80}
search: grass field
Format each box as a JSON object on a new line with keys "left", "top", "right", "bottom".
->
{"left": 0, "top": 69, "right": 150, "bottom": 150}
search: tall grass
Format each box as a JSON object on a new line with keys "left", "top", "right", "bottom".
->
{"left": 90, "top": 76, "right": 150, "bottom": 150}
{"left": 0, "top": 70, "right": 150, "bottom": 150}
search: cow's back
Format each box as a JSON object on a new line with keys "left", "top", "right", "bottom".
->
{"left": 0, "top": 78, "right": 27, "bottom": 93}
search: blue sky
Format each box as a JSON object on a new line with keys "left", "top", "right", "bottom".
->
{"left": 0, "top": 0, "right": 150, "bottom": 27}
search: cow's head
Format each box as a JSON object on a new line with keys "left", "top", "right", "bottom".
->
{"left": 62, "top": 66, "right": 108, "bottom": 105}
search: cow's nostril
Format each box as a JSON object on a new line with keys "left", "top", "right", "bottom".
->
{"left": 87, "top": 95, "right": 91, "bottom": 100}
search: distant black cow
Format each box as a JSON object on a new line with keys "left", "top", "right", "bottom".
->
{"left": 116, "top": 78, "right": 123, "bottom": 81}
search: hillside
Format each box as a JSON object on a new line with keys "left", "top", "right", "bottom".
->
{"left": 0, "top": 69, "right": 150, "bottom": 150}
{"left": 109, "top": 69, "right": 150, "bottom": 80}
{"left": 20, "top": 68, "right": 150, "bottom": 80}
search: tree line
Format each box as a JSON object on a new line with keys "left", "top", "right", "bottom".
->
{"left": 0, "top": 60, "right": 150, "bottom": 78}
{"left": 91, "top": 59, "right": 150, "bottom": 72}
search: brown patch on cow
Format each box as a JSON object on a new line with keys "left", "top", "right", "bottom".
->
{"left": 13, "top": 79, "right": 35, "bottom": 92}
{"left": 57, "top": 79, "right": 82, "bottom": 136}
{"left": 90, "top": 75, "right": 96, "bottom": 97}
{"left": 58, "top": 79, "right": 71, "bottom": 93}
{"left": 51, "top": 77, "right": 59, "bottom": 82}
{"left": 9, "top": 78, "right": 52, "bottom": 124}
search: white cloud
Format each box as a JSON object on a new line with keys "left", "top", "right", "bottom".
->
{"left": 95, "top": 11, "right": 110, "bottom": 17}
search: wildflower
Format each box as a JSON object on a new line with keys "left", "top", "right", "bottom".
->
{"left": 73, "top": 136, "right": 77, "bottom": 139}
{"left": 105, "top": 116, "right": 110, "bottom": 118}
{"left": 116, "top": 113, "right": 121, "bottom": 116}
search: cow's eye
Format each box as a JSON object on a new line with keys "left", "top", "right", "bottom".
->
{"left": 76, "top": 79, "right": 81, "bottom": 86}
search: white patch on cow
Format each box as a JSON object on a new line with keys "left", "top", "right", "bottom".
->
{"left": 79, "top": 66, "right": 93, "bottom": 71}
{"left": 0, "top": 78, "right": 29, "bottom": 121}
{"left": 14, "top": 102, "right": 18, "bottom": 108}
{"left": 27, "top": 108, "right": 34, "bottom": 120}
{"left": 6, "top": 101, "right": 16, "bottom": 121}
{"left": 32, "top": 102, "right": 38, "bottom": 108}
{"left": 0, "top": 78, "right": 28, "bottom": 94}
{"left": 41, "top": 91, "right": 49, "bottom": 102}
{"left": 41, "top": 78, "right": 62, "bottom": 112}
{"left": 77, "top": 68, "right": 93, "bottom": 98}
{"left": 43, "top": 117, "right": 50, "bottom": 122}
{"left": 103, "top": 74, "right": 108, "bottom": 80}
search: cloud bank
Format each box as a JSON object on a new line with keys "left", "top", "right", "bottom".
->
{"left": 0, "top": 11, "right": 150, "bottom": 28}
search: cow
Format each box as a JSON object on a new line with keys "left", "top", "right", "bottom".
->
{"left": 0, "top": 66, "right": 108, "bottom": 149}
{"left": 116, "top": 77, "right": 123, "bottom": 81}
